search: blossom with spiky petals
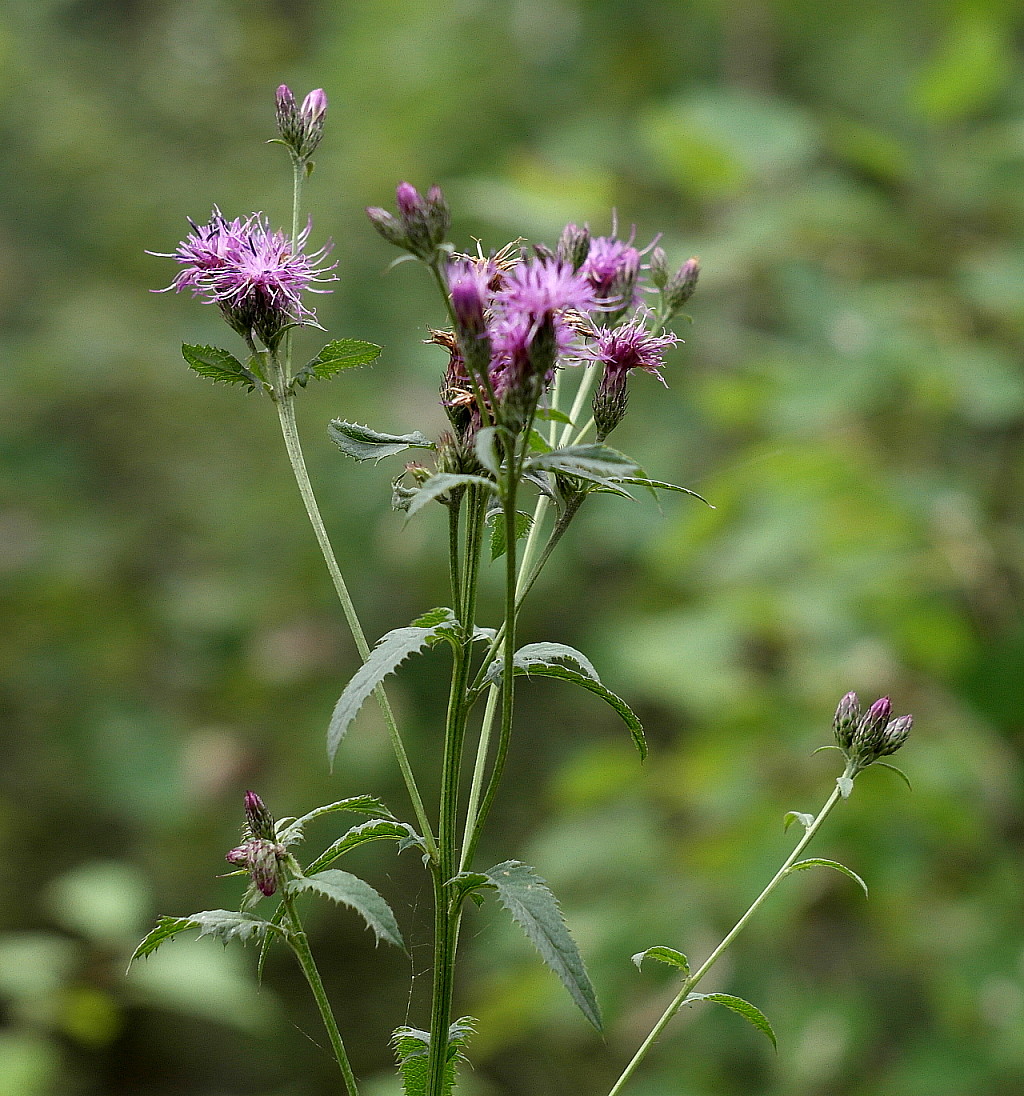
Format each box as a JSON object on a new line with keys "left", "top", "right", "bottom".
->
{"left": 579, "top": 319, "right": 679, "bottom": 384}
{"left": 155, "top": 208, "right": 335, "bottom": 347}
{"left": 495, "top": 257, "right": 599, "bottom": 322}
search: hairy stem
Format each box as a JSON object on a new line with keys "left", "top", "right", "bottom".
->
{"left": 282, "top": 890, "right": 359, "bottom": 1096}
{"left": 606, "top": 768, "right": 853, "bottom": 1096}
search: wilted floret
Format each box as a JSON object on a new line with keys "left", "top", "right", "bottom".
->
{"left": 275, "top": 85, "right": 328, "bottom": 163}
{"left": 155, "top": 208, "right": 335, "bottom": 347}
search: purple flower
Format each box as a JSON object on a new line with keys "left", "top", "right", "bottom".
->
{"left": 154, "top": 208, "right": 335, "bottom": 347}
{"left": 579, "top": 319, "right": 679, "bottom": 385}
{"left": 495, "top": 257, "right": 599, "bottom": 321}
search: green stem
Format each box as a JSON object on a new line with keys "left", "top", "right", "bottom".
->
{"left": 606, "top": 770, "right": 852, "bottom": 1096}
{"left": 282, "top": 890, "right": 359, "bottom": 1096}
{"left": 273, "top": 387, "right": 437, "bottom": 861}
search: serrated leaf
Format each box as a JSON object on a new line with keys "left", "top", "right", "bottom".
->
{"left": 307, "top": 819, "right": 423, "bottom": 874}
{"left": 508, "top": 642, "right": 599, "bottom": 681}
{"left": 526, "top": 443, "right": 641, "bottom": 484}
{"left": 528, "top": 429, "right": 553, "bottom": 454}
{"left": 487, "top": 509, "right": 533, "bottom": 561}
{"left": 392, "top": 1017, "right": 475, "bottom": 1096}
{"left": 328, "top": 420, "right": 436, "bottom": 463}
{"left": 327, "top": 609, "right": 459, "bottom": 763}
{"left": 686, "top": 992, "right": 777, "bottom": 1049}
{"left": 181, "top": 344, "right": 256, "bottom": 389}
{"left": 874, "top": 761, "right": 913, "bottom": 790}
{"left": 482, "top": 861, "right": 601, "bottom": 1030}
{"left": 307, "top": 339, "right": 382, "bottom": 378}
{"left": 288, "top": 870, "right": 405, "bottom": 951}
{"left": 632, "top": 946, "right": 689, "bottom": 974}
{"left": 612, "top": 476, "right": 714, "bottom": 507}
{"left": 404, "top": 474, "right": 497, "bottom": 518}
{"left": 785, "top": 858, "right": 869, "bottom": 898}
{"left": 276, "top": 795, "right": 395, "bottom": 847}
{"left": 130, "top": 910, "right": 277, "bottom": 964}
{"left": 484, "top": 659, "right": 645, "bottom": 759}
{"left": 448, "top": 871, "right": 494, "bottom": 909}
{"left": 783, "top": 811, "right": 814, "bottom": 833}
{"left": 837, "top": 774, "right": 854, "bottom": 799}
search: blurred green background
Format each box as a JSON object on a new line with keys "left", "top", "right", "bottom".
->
{"left": 2, "top": 0, "right": 1023, "bottom": 1093}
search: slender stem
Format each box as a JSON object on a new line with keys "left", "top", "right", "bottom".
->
{"left": 274, "top": 387, "right": 437, "bottom": 861}
{"left": 291, "top": 158, "right": 304, "bottom": 245}
{"left": 282, "top": 890, "right": 359, "bottom": 1096}
{"left": 605, "top": 771, "right": 852, "bottom": 1096}
{"left": 448, "top": 495, "right": 464, "bottom": 622}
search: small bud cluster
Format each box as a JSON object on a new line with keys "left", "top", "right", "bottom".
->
{"left": 275, "top": 85, "right": 328, "bottom": 165}
{"left": 225, "top": 790, "right": 288, "bottom": 897}
{"left": 649, "top": 248, "right": 700, "bottom": 321}
{"left": 833, "top": 692, "right": 913, "bottom": 773}
{"left": 366, "top": 182, "right": 451, "bottom": 263}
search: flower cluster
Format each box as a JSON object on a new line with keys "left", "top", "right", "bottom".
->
{"left": 225, "top": 791, "right": 288, "bottom": 897}
{"left": 155, "top": 208, "right": 336, "bottom": 348}
{"left": 274, "top": 85, "right": 328, "bottom": 164}
{"left": 833, "top": 693, "right": 913, "bottom": 773}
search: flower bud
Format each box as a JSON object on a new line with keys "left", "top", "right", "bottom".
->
{"left": 592, "top": 367, "right": 629, "bottom": 441}
{"left": 878, "top": 714, "right": 913, "bottom": 757}
{"left": 274, "top": 85, "right": 327, "bottom": 163}
{"left": 833, "top": 691, "right": 860, "bottom": 749}
{"left": 395, "top": 181, "right": 422, "bottom": 218}
{"left": 244, "top": 789, "right": 276, "bottom": 842}
{"left": 664, "top": 257, "right": 700, "bottom": 317}
{"left": 557, "top": 223, "right": 592, "bottom": 270}
{"left": 366, "top": 206, "right": 409, "bottom": 248}
{"left": 300, "top": 88, "right": 327, "bottom": 125}
{"left": 649, "top": 246, "right": 669, "bottom": 289}
{"left": 249, "top": 839, "right": 282, "bottom": 897}
{"left": 376, "top": 182, "right": 450, "bottom": 261}
{"left": 425, "top": 185, "right": 451, "bottom": 247}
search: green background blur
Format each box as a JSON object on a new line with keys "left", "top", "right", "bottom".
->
{"left": 2, "top": 0, "right": 1023, "bottom": 1093}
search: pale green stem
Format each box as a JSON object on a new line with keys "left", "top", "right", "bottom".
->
{"left": 274, "top": 389, "right": 437, "bottom": 860}
{"left": 606, "top": 770, "right": 852, "bottom": 1096}
{"left": 282, "top": 890, "right": 359, "bottom": 1096}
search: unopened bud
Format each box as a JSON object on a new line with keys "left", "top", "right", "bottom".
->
{"left": 366, "top": 206, "right": 409, "bottom": 248}
{"left": 395, "top": 181, "right": 422, "bottom": 219}
{"left": 274, "top": 85, "right": 327, "bottom": 163}
{"left": 248, "top": 839, "right": 282, "bottom": 897}
{"left": 878, "top": 714, "right": 912, "bottom": 757}
{"left": 649, "top": 246, "right": 669, "bottom": 289}
{"left": 244, "top": 790, "right": 276, "bottom": 842}
{"left": 225, "top": 844, "right": 250, "bottom": 866}
{"left": 300, "top": 88, "right": 327, "bottom": 125}
{"left": 425, "top": 185, "right": 451, "bottom": 246}
{"left": 664, "top": 257, "right": 700, "bottom": 317}
{"left": 557, "top": 223, "right": 591, "bottom": 270}
{"left": 833, "top": 691, "right": 860, "bottom": 749}
{"left": 592, "top": 367, "right": 629, "bottom": 441}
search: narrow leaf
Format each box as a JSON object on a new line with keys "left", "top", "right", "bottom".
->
{"left": 528, "top": 429, "right": 553, "bottom": 454}
{"left": 483, "top": 861, "right": 602, "bottom": 1030}
{"left": 288, "top": 870, "right": 405, "bottom": 950}
{"left": 874, "top": 761, "right": 913, "bottom": 790}
{"left": 327, "top": 609, "right": 458, "bottom": 763}
{"left": 276, "top": 795, "right": 395, "bottom": 847}
{"left": 783, "top": 811, "right": 814, "bottom": 833}
{"left": 535, "top": 407, "right": 573, "bottom": 425}
{"left": 307, "top": 339, "right": 382, "bottom": 378}
{"left": 631, "top": 946, "right": 689, "bottom": 974}
{"left": 328, "top": 420, "right": 436, "bottom": 463}
{"left": 181, "top": 344, "right": 256, "bottom": 389}
{"left": 306, "top": 819, "right": 423, "bottom": 874}
{"left": 487, "top": 509, "right": 533, "bottom": 561}
{"left": 526, "top": 443, "right": 641, "bottom": 482}
{"left": 130, "top": 910, "right": 277, "bottom": 964}
{"left": 404, "top": 474, "right": 497, "bottom": 518}
{"left": 612, "top": 476, "right": 714, "bottom": 508}
{"left": 785, "top": 858, "right": 869, "bottom": 898}
{"left": 686, "top": 992, "right": 777, "bottom": 1049}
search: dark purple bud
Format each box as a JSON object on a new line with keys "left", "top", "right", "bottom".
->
{"left": 864, "top": 696, "right": 892, "bottom": 729}
{"left": 300, "top": 88, "right": 327, "bottom": 124}
{"left": 248, "top": 840, "right": 280, "bottom": 897}
{"left": 833, "top": 690, "right": 860, "bottom": 749}
{"left": 879, "top": 714, "right": 913, "bottom": 756}
{"left": 395, "top": 181, "right": 422, "bottom": 219}
{"left": 592, "top": 365, "right": 629, "bottom": 441}
{"left": 244, "top": 790, "right": 276, "bottom": 841}
{"left": 425, "top": 185, "right": 451, "bottom": 246}
{"left": 225, "top": 843, "right": 251, "bottom": 866}
{"left": 851, "top": 695, "right": 893, "bottom": 761}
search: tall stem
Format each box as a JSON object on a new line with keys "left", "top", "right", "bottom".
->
{"left": 282, "top": 890, "right": 359, "bottom": 1096}
{"left": 274, "top": 390, "right": 437, "bottom": 860}
{"left": 605, "top": 771, "right": 852, "bottom": 1096}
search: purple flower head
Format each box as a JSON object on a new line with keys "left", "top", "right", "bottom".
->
{"left": 495, "top": 257, "right": 599, "bottom": 321}
{"left": 447, "top": 258, "right": 493, "bottom": 338}
{"left": 155, "top": 209, "right": 335, "bottom": 347}
{"left": 579, "top": 319, "right": 679, "bottom": 385}
{"left": 274, "top": 86, "right": 327, "bottom": 162}
{"left": 243, "top": 789, "right": 276, "bottom": 841}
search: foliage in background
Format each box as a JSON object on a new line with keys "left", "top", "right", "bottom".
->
{"left": 1, "top": 1, "right": 1022, "bottom": 1095}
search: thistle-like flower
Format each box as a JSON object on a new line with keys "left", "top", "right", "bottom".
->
{"left": 154, "top": 208, "right": 335, "bottom": 348}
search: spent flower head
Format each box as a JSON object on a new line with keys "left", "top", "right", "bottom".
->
{"left": 155, "top": 208, "right": 335, "bottom": 348}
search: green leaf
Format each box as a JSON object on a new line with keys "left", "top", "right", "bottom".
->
{"left": 526, "top": 443, "right": 641, "bottom": 484}
{"left": 181, "top": 344, "right": 258, "bottom": 390}
{"left": 328, "top": 420, "right": 436, "bottom": 463}
{"left": 287, "top": 870, "right": 405, "bottom": 951}
{"left": 484, "top": 655, "right": 645, "bottom": 760}
{"left": 487, "top": 509, "right": 533, "bottom": 561}
{"left": 631, "top": 945, "right": 689, "bottom": 974}
{"left": 392, "top": 1017, "right": 475, "bottom": 1096}
{"left": 612, "top": 476, "right": 714, "bottom": 508}
{"left": 482, "top": 861, "right": 601, "bottom": 1030}
{"left": 785, "top": 858, "right": 868, "bottom": 898}
{"left": 403, "top": 474, "right": 497, "bottom": 518}
{"left": 527, "top": 429, "right": 553, "bottom": 454}
{"left": 448, "top": 871, "right": 493, "bottom": 909}
{"left": 535, "top": 407, "right": 573, "bottom": 425}
{"left": 306, "top": 819, "right": 423, "bottom": 874}
{"left": 306, "top": 339, "right": 382, "bottom": 379}
{"left": 130, "top": 910, "right": 278, "bottom": 964}
{"left": 507, "top": 642, "right": 599, "bottom": 681}
{"left": 327, "top": 609, "right": 459, "bottom": 763}
{"left": 276, "top": 795, "right": 395, "bottom": 847}
{"left": 874, "top": 761, "right": 913, "bottom": 791}
{"left": 783, "top": 811, "right": 814, "bottom": 833}
{"left": 686, "top": 992, "right": 777, "bottom": 1049}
